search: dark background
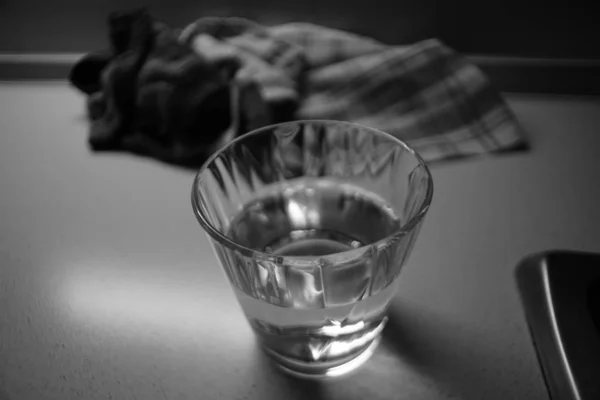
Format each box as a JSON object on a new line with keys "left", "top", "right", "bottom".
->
{"left": 1, "top": 1, "right": 598, "bottom": 93}
{"left": 0, "top": 0, "right": 597, "bottom": 58}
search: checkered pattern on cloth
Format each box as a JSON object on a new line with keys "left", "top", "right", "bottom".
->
{"left": 183, "top": 18, "right": 526, "bottom": 162}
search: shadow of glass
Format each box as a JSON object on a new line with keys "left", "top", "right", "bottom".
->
{"left": 0, "top": 388, "right": 11, "bottom": 400}
{"left": 378, "top": 299, "right": 536, "bottom": 400}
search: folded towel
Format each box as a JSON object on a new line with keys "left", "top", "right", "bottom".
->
{"left": 69, "top": 9, "right": 527, "bottom": 167}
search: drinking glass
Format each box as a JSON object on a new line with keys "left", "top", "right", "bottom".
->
{"left": 192, "top": 120, "right": 433, "bottom": 378}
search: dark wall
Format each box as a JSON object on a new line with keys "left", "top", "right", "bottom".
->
{"left": 1, "top": 0, "right": 598, "bottom": 58}
{"left": 0, "top": 0, "right": 435, "bottom": 52}
{"left": 438, "top": 1, "right": 599, "bottom": 59}
{"left": 2, "top": 0, "right": 599, "bottom": 93}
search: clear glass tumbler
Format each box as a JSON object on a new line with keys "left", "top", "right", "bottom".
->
{"left": 192, "top": 120, "right": 433, "bottom": 378}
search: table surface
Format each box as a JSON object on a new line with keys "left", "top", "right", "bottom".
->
{"left": 1, "top": 82, "right": 600, "bottom": 400}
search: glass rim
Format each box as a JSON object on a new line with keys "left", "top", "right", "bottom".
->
{"left": 191, "top": 119, "right": 434, "bottom": 266}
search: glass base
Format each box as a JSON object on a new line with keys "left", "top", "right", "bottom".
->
{"left": 262, "top": 334, "right": 382, "bottom": 379}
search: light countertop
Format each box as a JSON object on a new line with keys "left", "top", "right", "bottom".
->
{"left": 1, "top": 82, "right": 600, "bottom": 400}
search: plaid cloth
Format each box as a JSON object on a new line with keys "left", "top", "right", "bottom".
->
{"left": 182, "top": 18, "right": 526, "bottom": 162}
{"left": 70, "top": 11, "right": 526, "bottom": 166}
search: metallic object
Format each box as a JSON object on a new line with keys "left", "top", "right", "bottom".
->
{"left": 516, "top": 250, "right": 600, "bottom": 400}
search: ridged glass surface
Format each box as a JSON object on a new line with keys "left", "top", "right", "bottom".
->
{"left": 192, "top": 120, "right": 433, "bottom": 377}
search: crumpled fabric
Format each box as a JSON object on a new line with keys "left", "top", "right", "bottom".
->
{"left": 69, "top": 9, "right": 526, "bottom": 167}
